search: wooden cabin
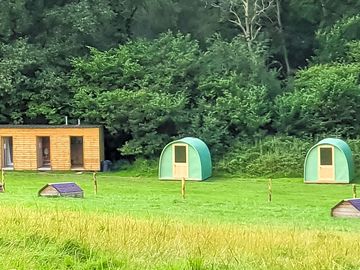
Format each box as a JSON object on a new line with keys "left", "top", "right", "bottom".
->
{"left": 0, "top": 125, "right": 104, "bottom": 171}
{"left": 331, "top": 199, "right": 360, "bottom": 218}
{"left": 38, "top": 182, "right": 84, "bottom": 198}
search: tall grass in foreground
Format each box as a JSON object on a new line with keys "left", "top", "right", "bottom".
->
{"left": 1, "top": 206, "right": 360, "bottom": 270}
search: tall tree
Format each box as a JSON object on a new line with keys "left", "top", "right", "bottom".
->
{"left": 315, "top": 15, "right": 360, "bottom": 63}
{"left": 131, "top": 0, "right": 222, "bottom": 45}
{"left": 274, "top": 0, "right": 290, "bottom": 75}
{"left": 209, "top": 0, "right": 275, "bottom": 51}
{"left": 0, "top": 0, "right": 140, "bottom": 124}
{"left": 70, "top": 33, "right": 198, "bottom": 157}
{"left": 277, "top": 0, "right": 360, "bottom": 69}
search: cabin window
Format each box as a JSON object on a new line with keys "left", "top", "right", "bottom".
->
{"left": 71, "top": 136, "right": 84, "bottom": 168}
{"left": 37, "top": 136, "right": 51, "bottom": 168}
{"left": 320, "top": 147, "right": 332, "bottom": 165}
{"left": 2, "top": 137, "right": 13, "bottom": 168}
{"left": 174, "top": 145, "right": 187, "bottom": 163}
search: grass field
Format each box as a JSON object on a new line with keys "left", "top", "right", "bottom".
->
{"left": 1, "top": 171, "right": 360, "bottom": 269}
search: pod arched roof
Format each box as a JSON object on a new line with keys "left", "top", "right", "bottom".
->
{"left": 160, "top": 137, "right": 212, "bottom": 171}
{"left": 172, "top": 137, "right": 211, "bottom": 164}
{"left": 315, "top": 138, "right": 353, "bottom": 165}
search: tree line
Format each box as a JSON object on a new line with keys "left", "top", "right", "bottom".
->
{"left": 0, "top": 0, "right": 359, "bottom": 163}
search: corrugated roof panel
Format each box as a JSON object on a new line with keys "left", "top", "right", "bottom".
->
{"left": 348, "top": 199, "right": 360, "bottom": 211}
{"left": 51, "top": 182, "right": 83, "bottom": 193}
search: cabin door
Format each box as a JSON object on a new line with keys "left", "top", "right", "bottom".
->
{"left": 70, "top": 136, "right": 84, "bottom": 168}
{"left": 318, "top": 146, "right": 334, "bottom": 181}
{"left": 2, "top": 137, "right": 13, "bottom": 168}
{"left": 173, "top": 144, "right": 188, "bottom": 179}
{"left": 37, "top": 137, "right": 51, "bottom": 168}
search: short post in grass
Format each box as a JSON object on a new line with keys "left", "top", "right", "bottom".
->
{"left": 0, "top": 169, "right": 4, "bottom": 192}
{"left": 352, "top": 184, "right": 357, "bottom": 198}
{"left": 181, "top": 177, "right": 186, "bottom": 199}
{"left": 268, "top": 178, "right": 272, "bottom": 202}
{"left": 93, "top": 172, "right": 98, "bottom": 195}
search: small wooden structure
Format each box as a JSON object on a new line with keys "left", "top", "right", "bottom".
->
{"left": 331, "top": 199, "right": 360, "bottom": 218}
{"left": 38, "top": 182, "right": 84, "bottom": 198}
{"left": 159, "top": 137, "right": 212, "bottom": 181}
{"left": 304, "top": 138, "right": 354, "bottom": 184}
{"left": 0, "top": 125, "right": 104, "bottom": 171}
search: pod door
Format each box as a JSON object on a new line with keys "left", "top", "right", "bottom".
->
{"left": 173, "top": 144, "right": 188, "bottom": 179}
{"left": 318, "top": 146, "right": 334, "bottom": 181}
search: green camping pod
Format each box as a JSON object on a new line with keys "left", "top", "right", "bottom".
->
{"left": 159, "top": 137, "right": 212, "bottom": 181}
{"left": 304, "top": 138, "right": 354, "bottom": 183}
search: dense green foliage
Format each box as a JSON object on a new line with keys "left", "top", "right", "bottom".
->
{"left": 315, "top": 15, "right": 360, "bottom": 63}
{"left": 275, "top": 63, "right": 360, "bottom": 137}
{"left": 1, "top": 0, "right": 359, "bottom": 174}
{"left": 71, "top": 34, "right": 277, "bottom": 157}
{"left": 217, "top": 137, "right": 313, "bottom": 177}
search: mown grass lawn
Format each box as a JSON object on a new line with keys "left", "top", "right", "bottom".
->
{"left": 1, "top": 172, "right": 360, "bottom": 269}
{"left": 1, "top": 171, "right": 360, "bottom": 229}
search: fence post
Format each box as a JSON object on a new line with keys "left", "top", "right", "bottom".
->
{"left": 0, "top": 169, "right": 4, "bottom": 192}
{"left": 353, "top": 184, "right": 357, "bottom": 198}
{"left": 182, "top": 177, "right": 186, "bottom": 199}
{"left": 93, "top": 172, "right": 98, "bottom": 195}
{"left": 268, "top": 178, "right": 272, "bottom": 202}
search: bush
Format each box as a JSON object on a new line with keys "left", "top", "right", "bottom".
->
{"left": 217, "top": 136, "right": 360, "bottom": 178}
{"left": 113, "top": 158, "right": 158, "bottom": 177}
{"left": 315, "top": 15, "right": 360, "bottom": 63}
{"left": 347, "top": 139, "right": 360, "bottom": 177}
{"left": 216, "top": 136, "right": 313, "bottom": 177}
{"left": 274, "top": 63, "right": 360, "bottom": 138}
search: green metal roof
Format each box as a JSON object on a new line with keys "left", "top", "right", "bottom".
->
{"left": 315, "top": 138, "right": 354, "bottom": 180}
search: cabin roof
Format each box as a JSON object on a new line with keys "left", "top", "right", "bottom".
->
{"left": 40, "top": 182, "right": 83, "bottom": 194}
{"left": 0, "top": 125, "right": 101, "bottom": 129}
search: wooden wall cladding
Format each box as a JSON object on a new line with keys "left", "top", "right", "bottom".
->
{"left": 0, "top": 127, "right": 103, "bottom": 171}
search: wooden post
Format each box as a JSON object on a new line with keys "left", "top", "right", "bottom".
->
{"left": 268, "top": 178, "right": 272, "bottom": 202}
{"left": 353, "top": 184, "right": 357, "bottom": 198}
{"left": 181, "top": 177, "right": 186, "bottom": 199}
{"left": 1, "top": 169, "right": 5, "bottom": 192}
{"left": 93, "top": 172, "right": 98, "bottom": 195}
